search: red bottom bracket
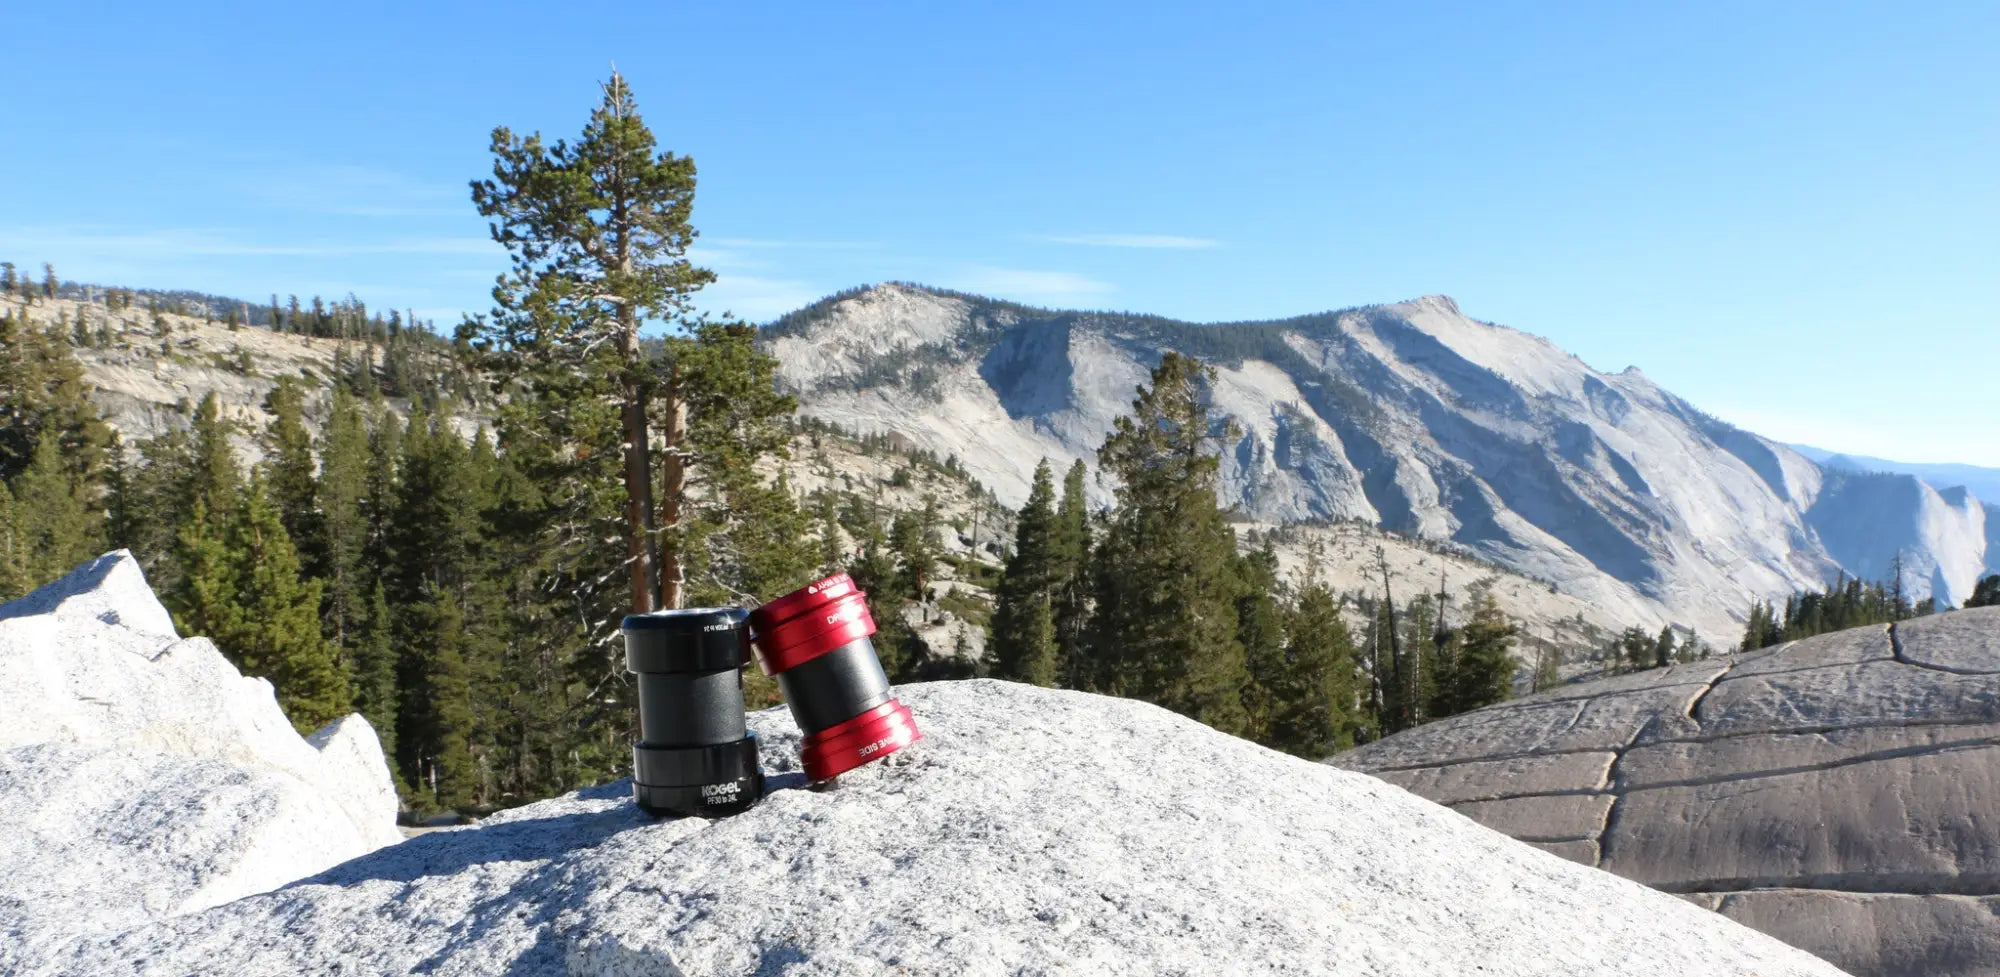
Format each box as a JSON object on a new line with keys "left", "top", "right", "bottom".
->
{"left": 800, "top": 699, "right": 921, "bottom": 782}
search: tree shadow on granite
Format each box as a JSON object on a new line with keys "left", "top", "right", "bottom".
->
{"left": 299, "top": 781, "right": 647, "bottom": 887}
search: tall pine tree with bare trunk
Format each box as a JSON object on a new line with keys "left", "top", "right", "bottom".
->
{"left": 467, "top": 71, "right": 714, "bottom": 615}
{"left": 462, "top": 74, "right": 808, "bottom": 787}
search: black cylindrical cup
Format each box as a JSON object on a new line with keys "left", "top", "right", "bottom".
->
{"left": 624, "top": 607, "right": 765, "bottom": 817}
{"left": 774, "top": 638, "right": 894, "bottom": 733}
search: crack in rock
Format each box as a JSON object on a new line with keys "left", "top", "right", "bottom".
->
{"left": 1596, "top": 659, "right": 1743, "bottom": 867}
{"left": 1619, "top": 736, "right": 2000, "bottom": 794}
{"left": 1892, "top": 620, "right": 2000, "bottom": 676}
{"left": 1655, "top": 875, "right": 2000, "bottom": 898}
{"left": 1679, "top": 657, "right": 1739, "bottom": 728}
{"left": 1359, "top": 716, "right": 2000, "bottom": 779}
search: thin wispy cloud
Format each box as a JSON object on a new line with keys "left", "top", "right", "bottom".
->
{"left": 686, "top": 244, "right": 762, "bottom": 272}
{"left": 220, "top": 238, "right": 496, "bottom": 257}
{"left": 4, "top": 226, "right": 498, "bottom": 259}
{"left": 945, "top": 266, "right": 1115, "bottom": 304}
{"left": 697, "top": 273, "right": 824, "bottom": 323}
{"left": 703, "top": 237, "right": 875, "bottom": 251}
{"left": 1038, "top": 233, "right": 1220, "bottom": 249}
{"left": 245, "top": 163, "right": 468, "bottom": 218}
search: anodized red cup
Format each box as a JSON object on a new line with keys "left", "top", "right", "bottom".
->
{"left": 751, "top": 573, "right": 920, "bottom": 781}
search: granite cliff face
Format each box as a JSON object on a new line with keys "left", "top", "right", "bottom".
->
{"left": 1332, "top": 607, "right": 2000, "bottom": 977}
{"left": 764, "top": 284, "right": 1999, "bottom": 637}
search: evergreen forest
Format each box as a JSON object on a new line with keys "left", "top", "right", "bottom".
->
{"left": 1737, "top": 567, "right": 1944, "bottom": 652}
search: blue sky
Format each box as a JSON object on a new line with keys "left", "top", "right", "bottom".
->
{"left": 3, "top": 2, "right": 1995, "bottom": 464}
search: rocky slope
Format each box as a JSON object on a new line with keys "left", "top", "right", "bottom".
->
{"left": 10, "top": 293, "right": 396, "bottom": 453}
{"left": 763, "top": 284, "right": 2000, "bottom": 638}
{"left": 21, "top": 288, "right": 1632, "bottom": 662}
{"left": 0, "top": 551, "right": 402, "bottom": 971}
{"left": 1243, "top": 519, "right": 1637, "bottom": 669}
{"left": 1330, "top": 607, "right": 2000, "bottom": 977}
{"left": 17, "top": 674, "right": 1848, "bottom": 976}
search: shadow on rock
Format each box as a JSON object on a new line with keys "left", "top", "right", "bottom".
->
{"left": 298, "top": 782, "right": 646, "bottom": 887}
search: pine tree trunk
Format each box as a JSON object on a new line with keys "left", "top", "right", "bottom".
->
{"left": 619, "top": 329, "right": 659, "bottom": 614}
{"left": 657, "top": 367, "right": 687, "bottom": 610}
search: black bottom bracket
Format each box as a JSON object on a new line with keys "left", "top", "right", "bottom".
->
{"left": 632, "top": 771, "right": 764, "bottom": 818}
{"left": 631, "top": 733, "right": 766, "bottom": 818}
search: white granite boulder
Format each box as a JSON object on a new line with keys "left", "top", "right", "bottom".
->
{"left": 21, "top": 680, "right": 1846, "bottom": 976}
{"left": 0, "top": 548, "right": 179, "bottom": 638}
{"left": 1332, "top": 607, "right": 2000, "bottom": 977}
{"left": 0, "top": 552, "right": 402, "bottom": 971}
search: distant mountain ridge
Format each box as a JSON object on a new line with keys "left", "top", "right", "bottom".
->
{"left": 1791, "top": 444, "right": 2000, "bottom": 508}
{"left": 760, "top": 283, "right": 1999, "bottom": 637}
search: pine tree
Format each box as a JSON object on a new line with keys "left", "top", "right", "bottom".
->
{"left": 400, "top": 582, "right": 477, "bottom": 810}
{"left": 1651, "top": 625, "right": 1676, "bottom": 669}
{"left": 1970, "top": 575, "right": 2000, "bottom": 609}
{"left": 1, "top": 429, "right": 102, "bottom": 598}
{"left": 687, "top": 470, "right": 817, "bottom": 606}
{"left": 1445, "top": 594, "right": 1519, "bottom": 714}
{"left": 466, "top": 71, "right": 716, "bottom": 616}
{"left": 110, "top": 427, "right": 183, "bottom": 583}
{"left": 1368, "top": 548, "right": 1412, "bottom": 734}
{"left": 317, "top": 387, "right": 372, "bottom": 647}
{"left": 1738, "top": 601, "right": 1769, "bottom": 652}
{"left": 1889, "top": 551, "right": 1912, "bottom": 620}
{"left": 889, "top": 495, "right": 943, "bottom": 602}
{"left": 814, "top": 490, "right": 845, "bottom": 573}
{"left": 1618, "top": 625, "right": 1654, "bottom": 672}
{"left": 1531, "top": 644, "right": 1562, "bottom": 693}
{"left": 1270, "top": 548, "right": 1361, "bottom": 756}
{"left": 229, "top": 479, "right": 351, "bottom": 731}
{"left": 187, "top": 392, "right": 241, "bottom": 514}
{"left": 1235, "top": 540, "right": 1289, "bottom": 743}
{"left": 171, "top": 479, "right": 349, "bottom": 733}
{"left": 1087, "top": 353, "right": 1250, "bottom": 735}
{"left": 1052, "top": 459, "right": 1093, "bottom": 686}
{"left": 1424, "top": 630, "right": 1466, "bottom": 722}
{"left": 1360, "top": 596, "right": 1391, "bottom": 737}
{"left": 1012, "top": 597, "right": 1059, "bottom": 688}
{"left": 466, "top": 122, "right": 796, "bottom": 761}
{"left": 484, "top": 436, "right": 608, "bottom": 794}
{"left": 1400, "top": 593, "right": 1440, "bottom": 726}
{"left": 351, "top": 580, "right": 399, "bottom": 759}
{"left": 849, "top": 516, "right": 912, "bottom": 681}
{"left": 0, "top": 481, "right": 23, "bottom": 599}
{"left": 992, "top": 460, "right": 1061, "bottom": 685}
{"left": 362, "top": 406, "right": 402, "bottom": 568}
{"left": 385, "top": 410, "right": 488, "bottom": 807}
{"left": 669, "top": 319, "right": 806, "bottom": 602}
{"left": 262, "top": 377, "right": 320, "bottom": 559}
{"left": 0, "top": 309, "right": 117, "bottom": 486}
{"left": 169, "top": 498, "right": 234, "bottom": 643}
